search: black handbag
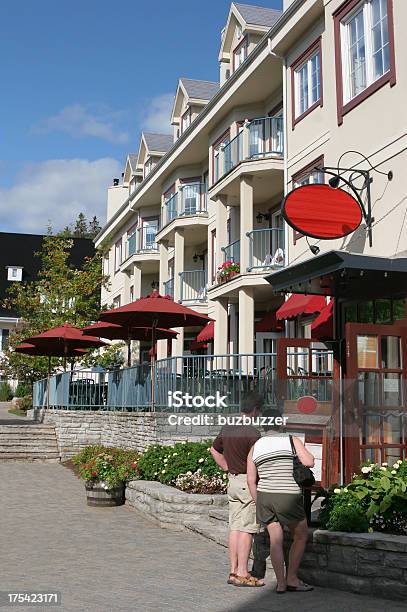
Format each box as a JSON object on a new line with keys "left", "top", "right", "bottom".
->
{"left": 289, "top": 435, "right": 315, "bottom": 488}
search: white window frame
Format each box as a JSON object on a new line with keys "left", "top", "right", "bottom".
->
{"left": 294, "top": 169, "right": 324, "bottom": 188}
{"left": 294, "top": 49, "right": 321, "bottom": 118}
{"left": 340, "top": 0, "right": 390, "bottom": 104}
{"left": 114, "top": 240, "right": 122, "bottom": 271}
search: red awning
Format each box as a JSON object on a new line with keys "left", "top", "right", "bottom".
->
{"left": 276, "top": 294, "right": 326, "bottom": 321}
{"left": 196, "top": 321, "right": 214, "bottom": 343}
{"left": 255, "top": 311, "right": 284, "bottom": 333}
{"left": 311, "top": 300, "right": 334, "bottom": 339}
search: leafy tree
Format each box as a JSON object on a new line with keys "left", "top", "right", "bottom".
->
{"left": 73, "top": 212, "right": 88, "bottom": 238}
{"left": 87, "top": 216, "right": 102, "bottom": 239}
{"left": 0, "top": 233, "right": 110, "bottom": 383}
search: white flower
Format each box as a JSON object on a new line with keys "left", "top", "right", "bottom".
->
{"left": 181, "top": 441, "right": 187, "bottom": 444}
{"left": 163, "top": 458, "right": 168, "bottom": 463}
{"left": 380, "top": 466, "right": 387, "bottom": 471}
{"left": 172, "top": 453, "right": 178, "bottom": 457}
{"left": 334, "top": 488, "right": 341, "bottom": 494}
{"left": 343, "top": 487, "right": 349, "bottom": 492}
{"left": 397, "top": 459, "right": 403, "bottom": 464}
{"left": 198, "top": 458, "right": 204, "bottom": 463}
{"left": 207, "top": 447, "right": 211, "bottom": 451}
{"left": 393, "top": 463, "right": 400, "bottom": 469}
{"left": 154, "top": 471, "right": 158, "bottom": 476}
{"left": 186, "top": 471, "right": 192, "bottom": 476}
{"left": 361, "top": 466, "right": 372, "bottom": 474}
{"left": 161, "top": 470, "right": 166, "bottom": 474}
{"left": 223, "top": 473, "right": 227, "bottom": 479}
{"left": 391, "top": 470, "right": 397, "bottom": 474}
{"left": 382, "top": 462, "right": 388, "bottom": 467}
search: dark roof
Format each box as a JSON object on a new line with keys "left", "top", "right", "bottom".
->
{"left": 266, "top": 250, "right": 407, "bottom": 300}
{"left": 143, "top": 133, "right": 173, "bottom": 153}
{"left": 0, "top": 233, "right": 95, "bottom": 318}
{"left": 234, "top": 3, "right": 282, "bottom": 27}
{"left": 180, "top": 78, "right": 220, "bottom": 101}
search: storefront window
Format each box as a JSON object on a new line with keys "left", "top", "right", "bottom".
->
{"left": 357, "top": 335, "right": 378, "bottom": 368}
{"left": 375, "top": 299, "right": 391, "bottom": 323}
{"left": 381, "top": 336, "right": 401, "bottom": 369}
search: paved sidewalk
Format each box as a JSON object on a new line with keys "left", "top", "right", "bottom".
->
{"left": 0, "top": 463, "right": 404, "bottom": 612}
{"left": 0, "top": 402, "right": 32, "bottom": 424}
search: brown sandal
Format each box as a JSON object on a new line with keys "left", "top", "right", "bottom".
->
{"left": 227, "top": 573, "right": 238, "bottom": 585}
{"left": 232, "top": 574, "right": 265, "bottom": 587}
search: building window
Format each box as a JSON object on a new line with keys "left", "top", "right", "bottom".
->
{"left": 114, "top": 239, "right": 122, "bottom": 271}
{"left": 113, "top": 295, "right": 121, "bottom": 309}
{"left": 103, "top": 254, "right": 110, "bottom": 276}
{"left": 212, "top": 130, "right": 230, "bottom": 184}
{"left": 292, "top": 156, "right": 325, "bottom": 242}
{"left": 233, "top": 36, "right": 248, "bottom": 71}
{"left": 7, "top": 266, "right": 23, "bottom": 282}
{"left": 181, "top": 108, "right": 191, "bottom": 134}
{"left": 144, "top": 157, "right": 155, "bottom": 178}
{"left": 291, "top": 38, "right": 322, "bottom": 127}
{"left": 129, "top": 286, "right": 134, "bottom": 303}
{"left": 0, "top": 329, "right": 9, "bottom": 351}
{"left": 334, "top": 0, "right": 395, "bottom": 124}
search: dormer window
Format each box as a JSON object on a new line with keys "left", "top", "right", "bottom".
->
{"left": 233, "top": 36, "right": 248, "bottom": 71}
{"left": 237, "top": 26, "right": 242, "bottom": 40}
{"left": 181, "top": 108, "right": 192, "bottom": 134}
{"left": 7, "top": 266, "right": 23, "bottom": 282}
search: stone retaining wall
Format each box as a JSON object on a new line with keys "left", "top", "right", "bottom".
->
{"left": 286, "top": 529, "right": 407, "bottom": 601}
{"left": 27, "top": 409, "right": 220, "bottom": 458}
{"left": 125, "top": 480, "right": 227, "bottom": 530}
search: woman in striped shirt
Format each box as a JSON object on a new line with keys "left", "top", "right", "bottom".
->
{"left": 247, "top": 419, "right": 314, "bottom": 594}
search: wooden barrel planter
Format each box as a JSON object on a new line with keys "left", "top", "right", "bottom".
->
{"left": 85, "top": 480, "right": 125, "bottom": 507}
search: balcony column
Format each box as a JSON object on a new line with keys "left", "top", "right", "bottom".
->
{"left": 173, "top": 229, "right": 185, "bottom": 361}
{"left": 214, "top": 298, "right": 228, "bottom": 369}
{"left": 228, "top": 302, "right": 238, "bottom": 368}
{"left": 159, "top": 239, "right": 169, "bottom": 295}
{"left": 238, "top": 287, "right": 254, "bottom": 374}
{"left": 215, "top": 195, "right": 228, "bottom": 283}
{"left": 240, "top": 174, "right": 253, "bottom": 273}
{"left": 133, "top": 263, "right": 142, "bottom": 299}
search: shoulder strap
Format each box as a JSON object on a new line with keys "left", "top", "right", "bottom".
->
{"left": 289, "top": 434, "right": 297, "bottom": 458}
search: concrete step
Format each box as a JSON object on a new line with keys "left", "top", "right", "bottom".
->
{"left": 184, "top": 518, "right": 228, "bottom": 548}
{"left": 0, "top": 423, "right": 60, "bottom": 461}
{"left": 208, "top": 508, "right": 228, "bottom": 523}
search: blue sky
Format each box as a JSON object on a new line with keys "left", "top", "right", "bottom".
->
{"left": 0, "top": 0, "right": 282, "bottom": 234}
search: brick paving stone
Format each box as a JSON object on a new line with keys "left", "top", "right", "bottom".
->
{"left": 0, "top": 463, "right": 405, "bottom": 612}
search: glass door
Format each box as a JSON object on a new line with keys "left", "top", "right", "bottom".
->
{"left": 345, "top": 323, "right": 407, "bottom": 480}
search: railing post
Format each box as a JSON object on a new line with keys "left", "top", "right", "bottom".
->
{"left": 242, "top": 119, "right": 250, "bottom": 160}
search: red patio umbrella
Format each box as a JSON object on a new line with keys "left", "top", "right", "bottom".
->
{"left": 99, "top": 292, "right": 212, "bottom": 407}
{"left": 15, "top": 342, "right": 87, "bottom": 358}
{"left": 82, "top": 321, "right": 178, "bottom": 366}
{"left": 25, "top": 323, "right": 106, "bottom": 373}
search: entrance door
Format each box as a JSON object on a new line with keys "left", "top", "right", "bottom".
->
{"left": 345, "top": 323, "right": 407, "bottom": 481}
{"left": 276, "top": 338, "right": 339, "bottom": 487}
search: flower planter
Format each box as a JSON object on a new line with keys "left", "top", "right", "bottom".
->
{"left": 85, "top": 480, "right": 125, "bottom": 507}
{"left": 217, "top": 270, "right": 239, "bottom": 285}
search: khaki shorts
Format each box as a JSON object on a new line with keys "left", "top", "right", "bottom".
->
{"left": 227, "top": 473, "right": 259, "bottom": 533}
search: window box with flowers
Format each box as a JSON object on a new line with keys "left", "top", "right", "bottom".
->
{"left": 216, "top": 261, "right": 240, "bottom": 284}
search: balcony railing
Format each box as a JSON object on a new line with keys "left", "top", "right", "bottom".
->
{"left": 247, "top": 228, "right": 285, "bottom": 270}
{"left": 127, "top": 225, "right": 159, "bottom": 257}
{"left": 164, "top": 277, "right": 174, "bottom": 299}
{"left": 222, "top": 239, "right": 240, "bottom": 264}
{"left": 216, "top": 115, "right": 283, "bottom": 182}
{"left": 162, "top": 183, "right": 208, "bottom": 228}
{"left": 180, "top": 270, "right": 207, "bottom": 302}
{"left": 32, "top": 348, "right": 334, "bottom": 412}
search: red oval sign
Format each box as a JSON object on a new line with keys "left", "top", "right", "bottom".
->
{"left": 282, "top": 184, "right": 363, "bottom": 240}
{"left": 297, "top": 396, "right": 317, "bottom": 414}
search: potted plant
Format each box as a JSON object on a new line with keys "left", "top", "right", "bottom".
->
{"left": 216, "top": 260, "right": 240, "bottom": 284}
{"left": 73, "top": 447, "right": 139, "bottom": 507}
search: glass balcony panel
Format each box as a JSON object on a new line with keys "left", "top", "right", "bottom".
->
{"left": 247, "top": 228, "right": 285, "bottom": 270}
{"left": 180, "top": 270, "right": 207, "bottom": 302}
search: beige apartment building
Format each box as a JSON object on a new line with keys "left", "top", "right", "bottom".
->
{"left": 96, "top": 0, "right": 407, "bottom": 483}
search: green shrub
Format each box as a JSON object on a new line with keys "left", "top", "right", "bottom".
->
{"left": 14, "top": 382, "right": 32, "bottom": 398}
{"left": 0, "top": 381, "right": 13, "bottom": 401}
{"left": 137, "top": 440, "right": 224, "bottom": 487}
{"left": 320, "top": 459, "right": 407, "bottom": 534}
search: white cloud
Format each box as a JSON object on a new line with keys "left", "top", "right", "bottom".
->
{"left": 0, "top": 158, "right": 122, "bottom": 234}
{"left": 141, "top": 93, "right": 173, "bottom": 134}
{"left": 33, "top": 104, "right": 129, "bottom": 145}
